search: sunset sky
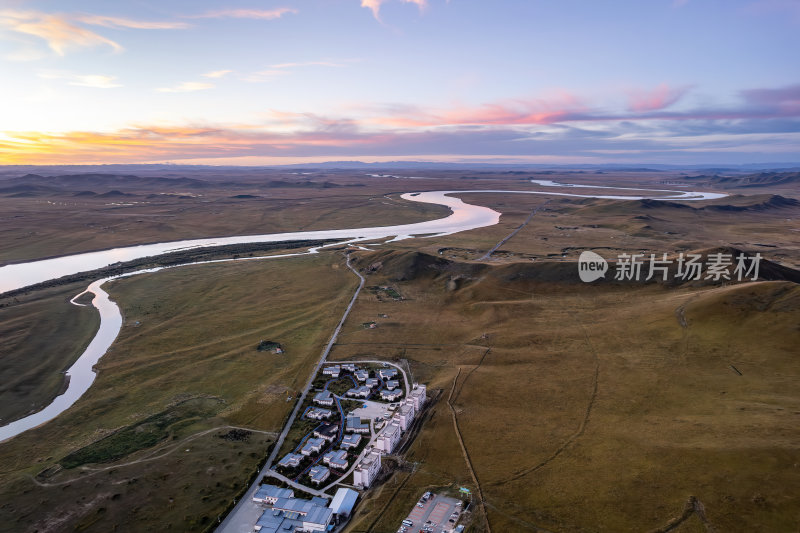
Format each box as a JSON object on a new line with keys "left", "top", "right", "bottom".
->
{"left": 1, "top": 0, "right": 799, "bottom": 165}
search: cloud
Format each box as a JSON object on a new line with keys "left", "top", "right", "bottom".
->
{"left": 240, "top": 69, "right": 289, "bottom": 83}
{"left": 627, "top": 83, "right": 691, "bottom": 112}
{"left": 744, "top": 0, "right": 800, "bottom": 23}
{"left": 0, "top": 9, "right": 187, "bottom": 57}
{"left": 156, "top": 81, "right": 214, "bottom": 93}
{"left": 361, "top": 0, "right": 428, "bottom": 21}
{"left": 270, "top": 61, "right": 345, "bottom": 69}
{"left": 370, "top": 92, "right": 587, "bottom": 127}
{"left": 202, "top": 69, "right": 233, "bottom": 78}
{"left": 0, "top": 9, "right": 122, "bottom": 55}
{"left": 2, "top": 83, "right": 798, "bottom": 165}
{"left": 740, "top": 83, "right": 800, "bottom": 113}
{"left": 38, "top": 71, "right": 122, "bottom": 88}
{"left": 191, "top": 8, "right": 297, "bottom": 20}
{"left": 74, "top": 14, "right": 189, "bottom": 29}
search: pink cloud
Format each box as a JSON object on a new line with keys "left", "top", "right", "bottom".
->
{"left": 627, "top": 83, "right": 691, "bottom": 112}
{"left": 372, "top": 92, "right": 586, "bottom": 127}
{"left": 361, "top": 0, "right": 427, "bottom": 21}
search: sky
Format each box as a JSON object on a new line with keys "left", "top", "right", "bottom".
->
{"left": 0, "top": 0, "right": 798, "bottom": 166}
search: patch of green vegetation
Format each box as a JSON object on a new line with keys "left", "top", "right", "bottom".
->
{"left": 257, "top": 340, "right": 283, "bottom": 353}
{"left": 325, "top": 377, "right": 356, "bottom": 397}
{"left": 59, "top": 397, "right": 223, "bottom": 468}
{"left": 368, "top": 285, "right": 403, "bottom": 301}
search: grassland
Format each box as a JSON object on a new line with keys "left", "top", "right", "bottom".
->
{"left": 1, "top": 169, "right": 798, "bottom": 532}
{"left": 0, "top": 281, "right": 100, "bottom": 424}
{"left": 333, "top": 251, "right": 800, "bottom": 533}
{"left": 0, "top": 252, "right": 359, "bottom": 532}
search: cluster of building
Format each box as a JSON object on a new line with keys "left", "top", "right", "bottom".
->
{"left": 353, "top": 383, "right": 427, "bottom": 489}
{"left": 342, "top": 364, "right": 405, "bottom": 401}
{"left": 277, "top": 362, "right": 427, "bottom": 509}
{"left": 252, "top": 484, "right": 358, "bottom": 533}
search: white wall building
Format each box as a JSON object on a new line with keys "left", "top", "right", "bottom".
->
{"left": 409, "top": 383, "right": 427, "bottom": 410}
{"left": 375, "top": 421, "right": 402, "bottom": 453}
{"left": 353, "top": 451, "right": 381, "bottom": 488}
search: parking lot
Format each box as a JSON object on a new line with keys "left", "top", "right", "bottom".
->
{"left": 399, "top": 492, "right": 462, "bottom": 533}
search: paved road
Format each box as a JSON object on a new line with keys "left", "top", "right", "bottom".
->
{"left": 216, "top": 252, "right": 366, "bottom": 533}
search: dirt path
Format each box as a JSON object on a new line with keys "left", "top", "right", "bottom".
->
{"left": 479, "top": 201, "right": 548, "bottom": 261}
{"left": 499, "top": 304, "right": 600, "bottom": 484}
{"left": 648, "top": 496, "right": 717, "bottom": 533}
{"left": 447, "top": 367, "right": 493, "bottom": 533}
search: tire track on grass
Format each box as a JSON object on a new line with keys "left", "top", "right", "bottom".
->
{"left": 447, "top": 367, "right": 493, "bottom": 533}
{"left": 498, "top": 301, "right": 600, "bottom": 484}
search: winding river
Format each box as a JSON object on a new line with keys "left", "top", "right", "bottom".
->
{"left": 0, "top": 184, "right": 726, "bottom": 442}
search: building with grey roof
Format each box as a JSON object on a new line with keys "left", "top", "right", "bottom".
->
{"left": 277, "top": 452, "right": 302, "bottom": 468}
{"left": 313, "top": 423, "right": 338, "bottom": 442}
{"left": 346, "top": 385, "right": 372, "bottom": 398}
{"left": 322, "top": 365, "right": 341, "bottom": 378}
{"left": 346, "top": 416, "right": 370, "bottom": 434}
{"left": 308, "top": 465, "right": 330, "bottom": 485}
{"left": 300, "top": 437, "right": 325, "bottom": 456}
{"left": 329, "top": 488, "right": 359, "bottom": 518}
{"left": 252, "top": 484, "right": 294, "bottom": 505}
{"left": 254, "top": 495, "right": 332, "bottom": 533}
{"left": 379, "top": 388, "right": 403, "bottom": 401}
{"left": 322, "top": 449, "right": 349, "bottom": 470}
{"left": 305, "top": 407, "right": 332, "bottom": 420}
{"left": 378, "top": 368, "right": 398, "bottom": 380}
{"left": 313, "top": 390, "right": 334, "bottom": 406}
{"left": 340, "top": 433, "right": 362, "bottom": 449}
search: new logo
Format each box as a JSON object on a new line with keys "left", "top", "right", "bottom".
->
{"left": 578, "top": 251, "right": 608, "bottom": 282}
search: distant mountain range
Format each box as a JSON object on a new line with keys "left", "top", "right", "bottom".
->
{"left": 1, "top": 161, "right": 800, "bottom": 175}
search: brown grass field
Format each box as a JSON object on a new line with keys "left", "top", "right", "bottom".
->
{"left": 0, "top": 170, "right": 798, "bottom": 532}
{"left": 0, "top": 253, "right": 359, "bottom": 532}
{"left": 334, "top": 251, "right": 800, "bottom": 532}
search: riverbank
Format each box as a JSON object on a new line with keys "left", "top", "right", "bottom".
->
{"left": 0, "top": 239, "right": 343, "bottom": 301}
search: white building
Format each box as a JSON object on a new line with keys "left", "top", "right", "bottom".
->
{"left": 385, "top": 379, "right": 400, "bottom": 390}
{"left": 306, "top": 407, "right": 333, "bottom": 420}
{"left": 252, "top": 484, "right": 294, "bottom": 504}
{"left": 346, "top": 385, "right": 372, "bottom": 398}
{"left": 346, "top": 416, "right": 370, "bottom": 434}
{"left": 379, "top": 388, "right": 403, "bottom": 401}
{"left": 375, "top": 421, "right": 402, "bottom": 453}
{"left": 300, "top": 437, "right": 326, "bottom": 456}
{"left": 393, "top": 403, "right": 415, "bottom": 431}
{"left": 340, "top": 433, "right": 362, "bottom": 449}
{"left": 314, "top": 390, "right": 334, "bottom": 406}
{"left": 341, "top": 363, "right": 358, "bottom": 372}
{"left": 353, "top": 451, "right": 381, "bottom": 488}
{"left": 277, "top": 453, "right": 303, "bottom": 468}
{"left": 309, "top": 465, "right": 331, "bottom": 485}
{"left": 354, "top": 370, "right": 369, "bottom": 381}
{"left": 263, "top": 497, "right": 333, "bottom": 532}
{"left": 378, "top": 368, "right": 398, "bottom": 380}
{"left": 323, "top": 449, "right": 348, "bottom": 470}
{"left": 409, "top": 383, "right": 427, "bottom": 410}
{"left": 313, "top": 423, "right": 338, "bottom": 443}
{"left": 322, "top": 365, "right": 341, "bottom": 378}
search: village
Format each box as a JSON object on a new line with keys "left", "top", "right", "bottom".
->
{"left": 247, "top": 360, "right": 430, "bottom": 533}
